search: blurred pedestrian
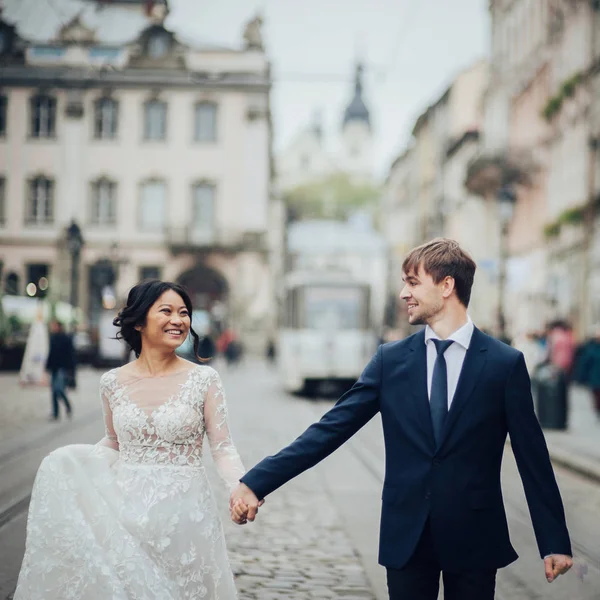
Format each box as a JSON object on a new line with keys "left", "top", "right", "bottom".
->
{"left": 216, "top": 327, "right": 234, "bottom": 355}
{"left": 224, "top": 338, "right": 243, "bottom": 366}
{"left": 572, "top": 325, "right": 600, "bottom": 420}
{"left": 45, "top": 320, "right": 75, "bottom": 421}
{"left": 218, "top": 327, "right": 243, "bottom": 366}
{"left": 512, "top": 330, "right": 546, "bottom": 375}
{"left": 19, "top": 311, "right": 49, "bottom": 385}
{"left": 547, "top": 320, "right": 576, "bottom": 379}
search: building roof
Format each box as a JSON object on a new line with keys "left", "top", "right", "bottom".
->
{"left": 3, "top": 0, "right": 150, "bottom": 44}
{"left": 343, "top": 62, "right": 370, "bottom": 129}
{"left": 2, "top": 0, "right": 223, "bottom": 49}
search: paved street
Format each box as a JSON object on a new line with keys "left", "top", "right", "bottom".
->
{"left": 1, "top": 360, "right": 600, "bottom": 599}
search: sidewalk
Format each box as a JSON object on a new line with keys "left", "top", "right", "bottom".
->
{"left": 540, "top": 384, "right": 600, "bottom": 483}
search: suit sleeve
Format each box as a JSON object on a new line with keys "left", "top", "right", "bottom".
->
{"left": 504, "top": 352, "right": 572, "bottom": 558}
{"left": 241, "top": 345, "right": 383, "bottom": 500}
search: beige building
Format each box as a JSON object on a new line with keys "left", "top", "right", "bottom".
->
{"left": 380, "top": 147, "right": 416, "bottom": 334}
{"left": 442, "top": 61, "right": 497, "bottom": 332}
{"left": 383, "top": 60, "right": 492, "bottom": 332}
{"left": 469, "top": 0, "right": 600, "bottom": 338}
{"left": 0, "top": 0, "right": 276, "bottom": 349}
{"left": 542, "top": 1, "right": 600, "bottom": 334}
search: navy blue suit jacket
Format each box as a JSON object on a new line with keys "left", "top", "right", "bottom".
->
{"left": 241, "top": 328, "right": 571, "bottom": 571}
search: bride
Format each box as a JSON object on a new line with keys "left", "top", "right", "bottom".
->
{"left": 14, "top": 280, "right": 246, "bottom": 600}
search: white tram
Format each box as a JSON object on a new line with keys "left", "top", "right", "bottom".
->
{"left": 278, "top": 269, "right": 378, "bottom": 395}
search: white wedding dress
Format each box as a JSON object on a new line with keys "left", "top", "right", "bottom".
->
{"left": 14, "top": 364, "right": 245, "bottom": 600}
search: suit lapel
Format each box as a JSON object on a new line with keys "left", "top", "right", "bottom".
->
{"left": 438, "top": 327, "right": 488, "bottom": 448}
{"left": 405, "top": 331, "right": 436, "bottom": 450}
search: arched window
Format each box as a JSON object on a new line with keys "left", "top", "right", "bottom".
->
{"left": 26, "top": 176, "right": 54, "bottom": 224}
{"left": 147, "top": 31, "right": 170, "bottom": 59}
{"left": 90, "top": 178, "right": 117, "bottom": 225}
{"left": 144, "top": 99, "right": 167, "bottom": 141}
{"left": 30, "top": 94, "right": 57, "bottom": 138}
{"left": 194, "top": 102, "right": 217, "bottom": 142}
{"left": 139, "top": 179, "right": 166, "bottom": 231}
{"left": 94, "top": 97, "right": 118, "bottom": 139}
{"left": 190, "top": 182, "right": 215, "bottom": 242}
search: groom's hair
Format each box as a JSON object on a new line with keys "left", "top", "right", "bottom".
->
{"left": 402, "top": 238, "right": 476, "bottom": 307}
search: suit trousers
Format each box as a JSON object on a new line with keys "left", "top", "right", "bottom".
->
{"left": 386, "top": 519, "right": 497, "bottom": 600}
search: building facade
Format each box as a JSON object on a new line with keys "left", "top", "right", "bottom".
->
{"left": 380, "top": 148, "right": 416, "bottom": 335}
{"left": 0, "top": 0, "right": 276, "bottom": 349}
{"left": 383, "top": 60, "right": 492, "bottom": 332}
{"left": 474, "top": 0, "right": 600, "bottom": 338}
{"left": 542, "top": 0, "right": 600, "bottom": 334}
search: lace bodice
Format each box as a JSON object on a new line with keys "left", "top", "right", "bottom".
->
{"left": 98, "top": 364, "right": 245, "bottom": 490}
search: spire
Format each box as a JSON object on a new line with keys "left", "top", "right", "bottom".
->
{"left": 343, "top": 62, "right": 370, "bottom": 129}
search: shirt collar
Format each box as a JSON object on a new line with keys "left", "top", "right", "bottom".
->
{"left": 424, "top": 316, "right": 474, "bottom": 350}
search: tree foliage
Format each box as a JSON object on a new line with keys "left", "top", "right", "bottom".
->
{"left": 284, "top": 172, "right": 380, "bottom": 222}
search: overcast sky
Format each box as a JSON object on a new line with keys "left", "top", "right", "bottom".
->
{"left": 168, "top": 0, "right": 489, "bottom": 177}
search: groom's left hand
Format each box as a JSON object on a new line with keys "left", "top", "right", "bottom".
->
{"left": 544, "top": 554, "right": 573, "bottom": 582}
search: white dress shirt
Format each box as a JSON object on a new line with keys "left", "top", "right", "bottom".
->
{"left": 425, "top": 318, "right": 475, "bottom": 409}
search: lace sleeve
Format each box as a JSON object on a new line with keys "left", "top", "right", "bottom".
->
{"left": 203, "top": 369, "right": 245, "bottom": 490}
{"left": 97, "top": 373, "right": 119, "bottom": 451}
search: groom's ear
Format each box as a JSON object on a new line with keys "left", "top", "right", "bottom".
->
{"left": 441, "top": 276, "right": 456, "bottom": 299}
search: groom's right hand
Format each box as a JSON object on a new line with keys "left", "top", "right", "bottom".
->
{"left": 230, "top": 482, "right": 263, "bottom": 524}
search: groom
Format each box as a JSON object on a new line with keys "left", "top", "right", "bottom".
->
{"left": 230, "top": 238, "right": 572, "bottom": 599}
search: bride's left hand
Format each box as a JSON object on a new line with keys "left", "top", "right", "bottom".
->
{"left": 231, "top": 498, "right": 248, "bottom": 524}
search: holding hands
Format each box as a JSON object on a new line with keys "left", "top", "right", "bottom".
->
{"left": 230, "top": 483, "right": 263, "bottom": 525}
{"left": 544, "top": 554, "right": 573, "bottom": 583}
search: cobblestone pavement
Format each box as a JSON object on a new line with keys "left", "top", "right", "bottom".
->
{"left": 209, "top": 360, "right": 380, "bottom": 599}
{"left": 221, "top": 488, "right": 375, "bottom": 599}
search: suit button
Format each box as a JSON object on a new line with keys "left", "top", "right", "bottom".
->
{"left": 433, "top": 459, "right": 441, "bottom": 466}
{"left": 425, "top": 491, "right": 431, "bottom": 499}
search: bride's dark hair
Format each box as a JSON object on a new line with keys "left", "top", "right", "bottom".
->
{"left": 113, "top": 280, "right": 203, "bottom": 359}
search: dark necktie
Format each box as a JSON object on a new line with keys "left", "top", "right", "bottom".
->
{"left": 430, "top": 339, "right": 454, "bottom": 446}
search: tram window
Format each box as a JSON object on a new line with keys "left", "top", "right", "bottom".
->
{"left": 301, "top": 286, "right": 369, "bottom": 330}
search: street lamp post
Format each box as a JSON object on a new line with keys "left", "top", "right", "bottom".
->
{"left": 496, "top": 185, "right": 516, "bottom": 343}
{"left": 66, "top": 221, "right": 84, "bottom": 311}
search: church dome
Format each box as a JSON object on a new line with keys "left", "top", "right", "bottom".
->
{"left": 343, "top": 63, "right": 370, "bottom": 129}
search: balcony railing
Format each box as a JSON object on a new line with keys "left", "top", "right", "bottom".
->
{"left": 167, "top": 226, "right": 216, "bottom": 249}
{"left": 167, "top": 226, "right": 267, "bottom": 253}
